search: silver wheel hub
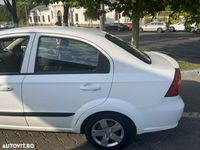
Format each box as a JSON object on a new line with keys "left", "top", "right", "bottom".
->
{"left": 91, "top": 119, "right": 124, "bottom": 147}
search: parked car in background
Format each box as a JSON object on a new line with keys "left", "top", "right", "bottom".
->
{"left": 169, "top": 22, "right": 185, "bottom": 31}
{"left": 0, "top": 23, "right": 15, "bottom": 30}
{"left": 126, "top": 23, "right": 134, "bottom": 30}
{"left": 189, "top": 22, "right": 200, "bottom": 33}
{"left": 192, "top": 27, "right": 200, "bottom": 33}
{"left": 140, "top": 22, "right": 168, "bottom": 33}
{"left": 104, "top": 23, "right": 129, "bottom": 31}
{"left": 5, "top": 23, "right": 15, "bottom": 29}
{"left": 0, "top": 26, "right": 184, "bottom": 150}
{"left": 0, "top": 24, "right": 6, "bottom": 29}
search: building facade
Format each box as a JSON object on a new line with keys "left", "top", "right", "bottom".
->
{"left": 28, "top": 2, "right": 131, "bottom": 26}
{"left": 29, "top": 2, "right": 64, "bottom": 25}
{"left": 28, "top": 2, "right": 174, "bottom": 27}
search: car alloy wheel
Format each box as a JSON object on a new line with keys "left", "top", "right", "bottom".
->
{"left": 84, "top": 112, "right": 136, "bottom": 149}
{"left": 91, "top": 119, "right": 124, "bottom": 147}
{"left": 157, "top": 28, "right": 162, "bottom": 33}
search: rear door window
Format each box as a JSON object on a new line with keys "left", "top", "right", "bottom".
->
{"left": 35, "top": 36, "right": 110, "bottom": 74}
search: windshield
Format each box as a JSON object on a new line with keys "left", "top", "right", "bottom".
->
{"left": 105, "top": 34, "right": 151, "bottom": 64}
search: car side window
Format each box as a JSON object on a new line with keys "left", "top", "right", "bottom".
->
{"left": 35, "top": 36, "right": 110, "bottom": 74}
{"left": 0, "top": 36, "right": 29, "bottom": 74}
{"left": 150, "top": 23, "right": 155, "bottom": 25}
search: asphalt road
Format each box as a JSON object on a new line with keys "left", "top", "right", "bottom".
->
{"left": 111, "top": 31, "right": 200, "bottom": 64}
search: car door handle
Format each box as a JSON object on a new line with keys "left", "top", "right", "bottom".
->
{"left": 0, "top": 86, "right": 13, "bottom": 92}
{"left": 80, "top": 83, "right": 101, "bottom": 91}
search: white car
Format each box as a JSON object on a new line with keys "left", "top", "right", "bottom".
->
{"left": 0, "top": 27, "right": 184, "bottom": 149}
{"left": 140, "top": 22, "right": 168, "bottom": 32}
{"left": 169, "top": 22, "right": 185, "bottom": 31}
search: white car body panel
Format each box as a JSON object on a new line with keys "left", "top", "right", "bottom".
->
{"left": 0, "top": 27, "right": 184, "bottom": 136}
{"left": 0, "top": 33, "right": 35, "bottom": 126}
{"left": 170, "top": 23, "right": 185, "bottom": 31}
{"left": 141, "top": 22, "right": 167, "bottom": 32}
{"left": 22, "top": 33, "right": 113, "bottom": 128}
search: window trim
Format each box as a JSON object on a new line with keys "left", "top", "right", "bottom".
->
{"left": 34, "top": 36, "right": 110, "bottom": 74}
{"left": 0, "top": 35, "right": 31, "bottom": 76}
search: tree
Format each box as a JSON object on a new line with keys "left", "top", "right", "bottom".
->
{"left": 0, "top": 5, "right": 12, "bottom": 22}
{"left": 3, "top": 0, "right": 19, "bottom": 27}
{"left": 17, "top": 0, "right": 37, "bottom": 25}
{"left": 78, "top": 0, "right": 104, "bottom": 28}
{"left": 106, "top": 0, "right": 167, "bottom": 48}
{"left": 166, "top": 0, "right": 200, "bottom": 29}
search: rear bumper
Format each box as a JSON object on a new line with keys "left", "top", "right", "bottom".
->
{"left": 138, "top": 96, "right": 184, "bottom": 134}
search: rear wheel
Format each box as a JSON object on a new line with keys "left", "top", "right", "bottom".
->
{"left": 157, "top": 28, "right": 163, "bottom": 33}
{"left": 84, "top": 112, "right": 136, "bottom": 150}
{"left": 169, "top": 26, "right": 175, "bottom": 32}
{"left": 139, "top": 28, "right": 143, "bottom": 32}
{"left": 117, "top": 27, "right": 121, "bottom": 31}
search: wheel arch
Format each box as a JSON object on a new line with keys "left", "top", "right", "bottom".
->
{"left": 80, "top": 111, "right": 137, "bottom": 134}
{"left": 72, "top": 98, "right": 144, "bottom": 134}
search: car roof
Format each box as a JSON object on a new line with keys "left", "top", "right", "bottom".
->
{"left": 151, "top": 22, "right": 165, "bottom": 23}
{"left": 0, "top": 26, "right": 106, "bottom": 38}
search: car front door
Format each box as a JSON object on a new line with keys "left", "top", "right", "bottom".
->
{"left": 0, "top": 33, "right": 35, "bottom": 127}
{"left": 144, "top": 23, "right": 153, "bottom": 31}
{"left": 22, "top": 33, "right": 113, "bottom": 130}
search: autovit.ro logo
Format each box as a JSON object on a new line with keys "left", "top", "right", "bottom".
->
{"left": 2, "top": 143, "right": 35, "bottom": 149}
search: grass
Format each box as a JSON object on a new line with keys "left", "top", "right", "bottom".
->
{"left": 178, "top": 61, "right": 200, "bottom": 71}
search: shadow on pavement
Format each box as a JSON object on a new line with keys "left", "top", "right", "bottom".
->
{"left": 181, "top": 79, "right": 200, "bottom": 112}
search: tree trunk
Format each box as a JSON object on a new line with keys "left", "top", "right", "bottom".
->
{"left": 131, "top": 16, "right": 140, "bottom": 48}
{"left": 4, "top": 0, "right": 19, "bottom": 27}
{"left": 63, "top": 6, "right": 69, "bottom": 26}
{"left": 100, "top": 3, "right": 105, "bottom": 31}
{"left": 130, "top": 0, "right": 141, "bottom": 49}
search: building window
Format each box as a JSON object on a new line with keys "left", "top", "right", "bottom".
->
{"left": 115, "top": 13, "right": 117, "bottom": 21}
{"left": 38, "top": 16, "right": 40, "bottom": 22}
{"left": 51, "top": 11, "right": 54, "bottom": 19}
{"left": 75, "top": 13, "right": 79, "bottom": 22}
{"left": 42, "top": 16, "right": 45, "bottom": 22}
{"left": 33, "top": 16, "right": 37, "bottom": 22}
{"left": 29, "top": 16, "right": 32, "bottom": 22}
{"left": 84, "top": 13, "right": 88, "bottom": 21}
{"left": 48, "top": 15, "right": 50, "bottom": 22}
{"left": 115, "top": 12, "right": 120, "bottom": 21}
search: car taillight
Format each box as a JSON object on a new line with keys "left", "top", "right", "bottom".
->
{"left": 165, "top": 68, "right": 181, "bottom": 97}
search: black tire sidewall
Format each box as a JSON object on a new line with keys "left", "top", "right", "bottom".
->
{"left": 84, "top": 113, "right": 135, "bottom": 150}
{"left": 157, "top": 28, "right": 162, "bottom": 33}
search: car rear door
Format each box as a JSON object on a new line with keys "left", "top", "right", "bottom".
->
{"left": 0, "top": 33, "right": 35, "bottom": 127}
{"left": 22, "top": 33, "right": 113, "bottom": 129}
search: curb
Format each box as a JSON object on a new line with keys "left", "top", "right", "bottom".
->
{"left": 182, "top": 70, "right": 200, "bottom": 78}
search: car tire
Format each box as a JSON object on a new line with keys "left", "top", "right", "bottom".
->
{"left": 84, "top": 112, "right": 136, "bottom": 150}
{"left": 170, "top": 27, "right": 175, "bottom": 32}
{"left": 117, "top": 27, "right": 121, "bottom": 31}
{"left": 157, "top": 28, "right": 163, "bottom": 33}
{"left": 139, "top": 28, "right": 143, "bottom": 32}
{"left": 196, "top": 28, "right": 200, "bottom": 34}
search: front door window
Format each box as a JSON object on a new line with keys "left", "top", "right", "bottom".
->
{"left": 0, "top": 36, "right": 29, "bottom": 74}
